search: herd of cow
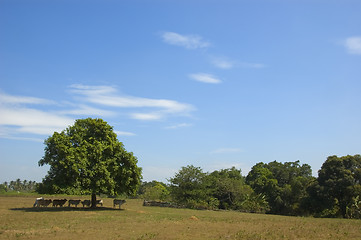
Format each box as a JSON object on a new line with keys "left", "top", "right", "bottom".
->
{"left": 33, "top": 197, "right": 126, "bottom": 209}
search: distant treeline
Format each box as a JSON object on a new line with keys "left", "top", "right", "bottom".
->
{"left": 0, "top": 179, "right": 38, "bottom": 193}
{"left": 138, "top": 154, "right": 361, "bottom": 219}
{"left": 3, "top": 154, "right": 360, "bottom": 219}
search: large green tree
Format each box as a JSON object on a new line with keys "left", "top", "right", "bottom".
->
{"left": 142, "top": 181, "right": 170, "bottom": 201}
{"left": 208, "top": 167, "right": 253, "bottom": 210}
{"left": 38, "top": 118, "right": 142, "bottom": 207}
{"left": 169, "top": 165, "right": 210, "bottom": 208}
{"left": 310, "top": 155, "right": 361, "bottom": 218}
{"left": 246, "top": 160, "right": 313, "bottom": 215}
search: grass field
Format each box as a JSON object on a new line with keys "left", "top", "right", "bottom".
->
{"left": 0, "top": 195, "right": 360, "bottom": 240}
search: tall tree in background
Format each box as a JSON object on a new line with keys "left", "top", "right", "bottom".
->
{"left": 246, "top": 160, "right": 313, "bottom": 215}
{"left": 38, "top": 118, "right": 142, "bottom": 207}
{"left": 169, "top": 165, "right": 210, "bottom": 208}
{"left": 313, "top": 155, "right": 361, "bottom": 218}
{"left": 208, "top": 167, "right": 253, "bottom": 210}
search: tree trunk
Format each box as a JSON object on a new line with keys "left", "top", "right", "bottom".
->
{"left": 91, "top": 193, "right": 97, "bottom": 208}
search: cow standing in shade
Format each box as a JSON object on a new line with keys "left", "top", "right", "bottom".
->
{"left": 96, "top": 199, "right": 103, "bottom": 206}
{"left": 81, "top": 199, "right": 103, "bottom": 207}
{"left": 53, "top": 199, "right": 67, "bottom": 207}
{"left": 81, "top": 200, "right": 91, "bottom": 208}
{"left": 113, "top": 199, "right": 126, "bottom": 209}
{"left": 68, "top": 199, "right": 81, "bottom": 207}
{"left": 37, "top": 199, "right": 52, "bottom": 207}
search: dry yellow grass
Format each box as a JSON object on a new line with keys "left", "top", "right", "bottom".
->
{"left": 1, "top": 195, "right": 360, "bottom": 239}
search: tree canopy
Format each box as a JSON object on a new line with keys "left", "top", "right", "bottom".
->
{"left": 307, "top": 155, "right": 361, "bottom": 218}
{"left": 38, "top": 118, "right": 142, "bottom": 207}
{"left": 169, "top": 165, "right": 209, "bottom": 208}
{"left": 246, "top": 160, "right": 313, "bottom": 215}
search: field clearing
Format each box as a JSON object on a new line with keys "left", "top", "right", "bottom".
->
{"left": 0, "top": 195, "right": 360, "bottom": 239}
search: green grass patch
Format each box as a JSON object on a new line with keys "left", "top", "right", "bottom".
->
{"left": 1, "top": 196, "right": 360, "bottom": 239}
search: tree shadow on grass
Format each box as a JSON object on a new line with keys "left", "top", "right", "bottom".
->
{"left": 10, "top": 207, "right": 125, "bottom": 212}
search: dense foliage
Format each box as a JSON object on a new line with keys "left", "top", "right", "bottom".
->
{"left": 138, "top": 180, "right": 170, "bottom": 202}
{"left": 306, "top": 155, "right": 361, "bottom": 218}
{"left": 166, "top": 165, "right": 268, "bottom": 212}
{"left": 246, "top": 160, "right": 313, "bottom": 215}
{"left": 142, "top": 155, "right": 361, "bottom": 219}
{"left": 37, "top": 118, "right": 142, "bottom": 207}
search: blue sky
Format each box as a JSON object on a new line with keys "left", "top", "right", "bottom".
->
{"left": 1, "top": 0, "right": 360, "bottom": 183}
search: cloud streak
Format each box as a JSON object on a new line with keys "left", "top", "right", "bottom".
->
{"left": 161, "top": 32, "right": 210, "bottom": 49}
{"left": 0, "top": 105, "right": 74, "bottom": 136}
{"left": 0, "top": 91, "right": 54, "bottom": 105}
{"left": 165, "top": 123, "right": 193, "bottom": 129}
{"left": 0, "top": 85, "right": 195, "bottom": 139}
{"left": 345, "top": 37, "right": 361, "bottom": 55}
{"left": 189, "top": 73, "right": 222, "bottom": 84}
{"left": 114, "top": 131, "right": 136, "bottom": 136}
{"left": 210, "top": 56, "right": 265, "bottom": 69}
{"left": 69, "top": 84, "right": 195, "bottom": 120}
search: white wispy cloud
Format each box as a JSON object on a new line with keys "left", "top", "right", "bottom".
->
{"left": 211, "top": 57, "right": 235, "bottom": 69}
{"left": 0, "top": 127, "right": 44, "bottom": 142}
{"left": 60, "top": 104, "right": 114, "bottom": 117}
{"left": 0, "top": 104, "right": 74, "bottom": 136}
{"left": 114, "top": 131, "right": 136, "bottom": 136}
{"left": 0, "top": 84, "right": 195, "bottom": 140}
{"left": 0, "top": 91, "right": 55, "bottom": 105}
{"left": 210, "top": 148, "right": 242, "bottom": 154}
{"left": 69, "top": 84, "right": 195, "bottom": 120}
{"left": 210, "top": 56, "right": 265, "bottom": 69}
{"left": 344, "top": 36, "right": 361, "bottom": 55}
{"left": 161, "top": 31, "right": 210, "bottom": 49}
{"left": 0, "top": 91, "right": 74, "bottom": 137}
{"left": 130, "top": 112, "right": 163, "bottom": 121}
{"left": 165, "top": 123, "right": 193, "bottom": 129}
{"left": 0, "top": 89, "right": 126, "bottom": 138}
{"left": 238, "top": 62, "right": 265, "bottom": 68}
{"left": 189, "top": 73, "right": 222, "bottom": 84}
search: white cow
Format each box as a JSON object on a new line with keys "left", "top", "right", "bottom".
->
{"left": 33, "top": 197, "right": 44, "bottom": 207}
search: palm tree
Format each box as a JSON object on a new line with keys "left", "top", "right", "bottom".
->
{"left": 16, "top": 178, "right": 21, "bottom": 191}
{"left": 23, "top": 180, "right": 28, "bottom": 191}
{"left": 9, "top": 180, "right": 15, "bottom": 191}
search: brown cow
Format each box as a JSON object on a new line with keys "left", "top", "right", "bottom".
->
{"left": 81, "top": 200, "right": 91, "bottom": 208}
{"left": 81, "top": 199, "right": 103, "bottom": 207}
{"left": 52, "top": 199, "right": 67, "bottom": 207}
{"left": 33, "top": 197, "right": 43, "bottom": 207}
{"left": 37, "top": 199, "right": 52, "bottom": 207}
{"left": 68, "top": 199, "right": 81, "bottom": 207}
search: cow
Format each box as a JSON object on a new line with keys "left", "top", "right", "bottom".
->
{"left": 33, "top": 197, "right": 44, "bottom": 207}
{"left": 113, "top": 199, "right": 126, "bottom": 209}
{"left": 81, "top": 199, "right": 103, "bottom": 207}
{"left": 81, "top": 200, "right": 91, "bottom": 208}
{"left": 68, "top": 199, "right": 81, "bottom": 207}
{"left": 96, "top": 199, "right": 103, "bottom": 207}
{"left": 37, "top": 199, "right": 52, "bottom": 207}
{"left": 52, "top": 199, "right": 67, "bottom": 207}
